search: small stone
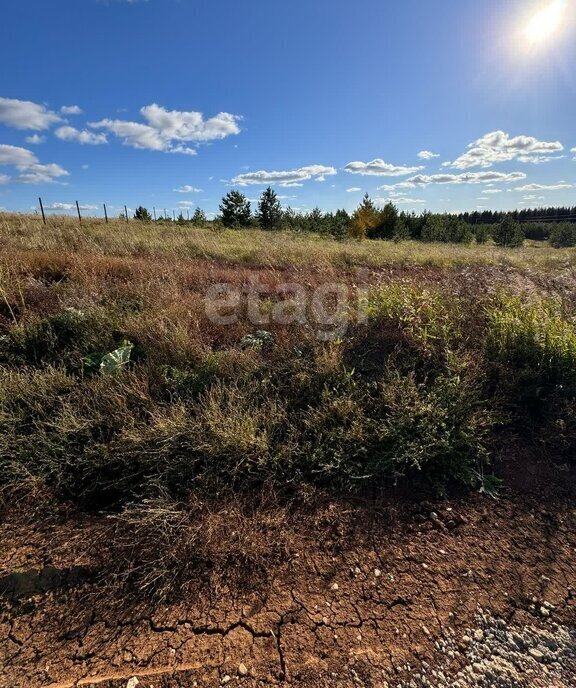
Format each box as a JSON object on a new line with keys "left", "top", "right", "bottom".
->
{"left": 374, "top": 569, "right": 382, "bottom": 577}
{"left": 473, "top": 630, "right": 484, "bottom": 641}
{"left": 221, "top": 676, "right": 231, "bottom": 685}
{"left": 422, "top": 626, "right": 431, "bottom": 636}
{"left": 238, "top": 663, "right": 248, "bottom": 677}
{"left": 126, "top": 679, "right": 139, "bottom": 688}
{"left": 540, "top": 606, "right": 550, "bottom": 617}
{"left": 462, "top": 635, "right": 472, "bottom": 644}
{"left": 331, "top": 583, "right": 339, "bottom": 591}
{"left": 529, "top": 648, "right": 544, "bottom": 662}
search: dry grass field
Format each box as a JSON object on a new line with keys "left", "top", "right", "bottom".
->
{"left": 1, "top": 214, "right": 575, "bottom": 687}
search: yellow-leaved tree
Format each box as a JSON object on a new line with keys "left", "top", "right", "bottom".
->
{"left": 349, "top": 193, "right": 380, "bottom": 240}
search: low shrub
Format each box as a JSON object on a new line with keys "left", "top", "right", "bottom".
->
{"left": 1, "top": 308, "right": 119, "bottom": 370}
{"left": 290, "top": 363, "right": 491, "bottom": 491}
{"left": 486, "top": 295, "right": 576, "bottom": 385}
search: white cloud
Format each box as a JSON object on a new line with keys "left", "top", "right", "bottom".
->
{"left": 90, "top": 103, "right": 241, "bottom": 154}
{"left": 232, "top": 164, "right": 336, "bottom": 187}
{"left": 142, "top": 104, "right": 240, "bottom": 142}
{"left": 55, "top": 126, "right": 108, "bottom": 145}
{"left": 344, "top": 159, "right": 423, "bottom": 177}
{"left": 517, "top": 154, "right": 565, "bottom": 164}
{"left": 483, "top": 188, "right": 503, "bottom": 194}
{"left": 513, "top": 182, "right": 574, "bottom": 191}
{"left": 177, "top": 201, "right": 195, "bottom": 207}
{"left": 0, "top": 144, "right": 38, "bottom": 167}
{"left": 522, "top": 195, "right": 545, "bottom": 201}
{"left": 60, "top": 105, "right": 83, "bottom": 115}
{"left": 346, "top": 187, "right": 362, "bottom": 192}
{"left": 90, "top": 119, "right": 166, "bottom": 151}
{"left": 17, "top": 163, "right": 69, "bottom": 184}
{"left": 446, "top": 131, "right": 563, "bottom": 169}
{"left": 417, "top": 150, "right": 440, "bottom": 160}
{"left": 0, "top": 97, "right": 62, "bottom": 130}
{"left": 374, "top": 197, "right": 425, "bottom": 205}
{"left": 25, "top": 134, "right": 45, "bottom": 145}
{"left": 174, "top": 185, "right": 203, "bottom": 193}
{"left": 0, "top": 144, "right": 69, "bottom": 184}
{"left": 44, "top": 202, "right": 98, "bottom": 210}
{"left": 379, "top": 171, "right": 527, "bottom": 191}
{"left": 0, "top": 175, "right": 9, "bottom": 184}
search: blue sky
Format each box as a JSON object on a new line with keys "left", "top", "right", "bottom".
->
{"left": 1, "top": 0, "right": 575, "bottom": 218}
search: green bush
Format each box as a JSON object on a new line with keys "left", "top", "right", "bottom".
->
{"left": 485, "top": 295, "right": 576, "bottom": 452}
{"left": 474, "top": 224, "right": 491, "bottom": 244}
{"left": 0, "top": 308, "right": 119, "bottom": 370}
{"left": 289, "top": 366, "right": 491, "bottom": 491}
{"left": 486, "top": 295, "right": 576, "bottom": 384}
{"left": 549, "top": 223, "right": 576, "bottom": 248}
{"left": 493, "top": 217, "right": 524, "bottom": 248}
{"left": 421, "top": 215, "right": 473, "bottom": 244}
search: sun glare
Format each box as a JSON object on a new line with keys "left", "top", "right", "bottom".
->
{"left": 525, "top": 0, "right": 567, "bottom": 44}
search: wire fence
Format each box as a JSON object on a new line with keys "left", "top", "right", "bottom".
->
{"left": 34, "top": 198, "right": 196, "bottom": 225}
{"left": 2, "top": 198, "right": 575, "bottom": 226}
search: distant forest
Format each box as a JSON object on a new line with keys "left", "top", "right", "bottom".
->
{"left": 457, "top": 206, "right": 576, "bottom": 225}
{"left": 129, "top": 189, "right": 576, "bottom": 248}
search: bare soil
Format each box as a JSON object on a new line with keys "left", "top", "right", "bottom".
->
{"left": 1, "top": 455, "right": 575, "bottom": 688}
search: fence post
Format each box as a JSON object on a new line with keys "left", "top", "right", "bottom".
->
{"left": 38, "top": 197, "right": 46, "bottom": 225}
{"left": 153, "top": 207, "right": 157, "bottom": 221}
{"left": 76, "top": 201, "right": 82, "bottom": 225}
{"left": 124, "top": 205, "right": 129, "bottom": 224}
{"left": 164, "top": 208, "right": 167, "bottom": 220}
{"left": 103, "top": 203, "right": 108, "bottom": 223}
{"left": 173, "top": 210, "right": 176, "bottom": 222}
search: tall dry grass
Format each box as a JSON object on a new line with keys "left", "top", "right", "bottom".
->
{"left": 1, "top": 212, "right": 575, "bottom": 271}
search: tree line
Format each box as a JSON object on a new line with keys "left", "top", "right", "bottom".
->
{"left": 131, "top": 189, "right": 576, "bottom": 248}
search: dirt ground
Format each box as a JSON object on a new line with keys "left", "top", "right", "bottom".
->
{"left": 1, "top": 453, "right": 575, "bottom": 688}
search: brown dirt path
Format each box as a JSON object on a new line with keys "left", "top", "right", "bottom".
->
{"left": 1, "top": 465, "right": 575, "bottom": 688}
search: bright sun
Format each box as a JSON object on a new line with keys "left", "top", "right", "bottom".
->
{"left": 525, "top": 0, "right": 567, "bottom": 44}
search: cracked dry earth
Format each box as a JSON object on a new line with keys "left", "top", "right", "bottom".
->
{"left": 1, "top": 468, "right": 576, "bottom": 688}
